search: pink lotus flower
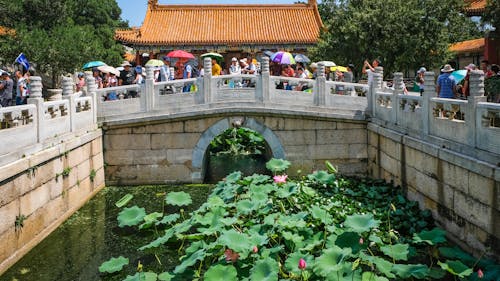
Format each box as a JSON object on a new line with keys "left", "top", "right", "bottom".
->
{"left": 298, "top": 258, "right": 307, "bottom": 270}
{"left": 224, "top": 249, "right": 239, "bottom": 263}
{"left": 252, "top": 246, "right": 258, "bottom": 253}
{"left": 273, "top": 174, "right": 288, "bottom": 184}
{"left": 359, "top": 237, "right": 364, "bottom": 245}
{"left": 477, "top": 268, "right": 484, "bottom": 278}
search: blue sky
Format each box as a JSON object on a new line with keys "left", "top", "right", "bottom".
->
{"left": 117, "top": 0, "right": 300, "bottom": 27}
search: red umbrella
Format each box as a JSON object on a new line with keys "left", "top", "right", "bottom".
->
{"left": 166, "top": 50, "right": 195, "bottom": 59}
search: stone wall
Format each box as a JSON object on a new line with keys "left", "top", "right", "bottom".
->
{"left": 367, "top": 123, "right": 500, "bottom": 259}
{"left": 103, "top": 113, "right": 368, "bottom": 185}
{"left": 0, "top": 130, "right": 105, "bottom": 275}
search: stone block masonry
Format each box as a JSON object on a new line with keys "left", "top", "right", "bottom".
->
{"left": 0, "top": 130, "right": 105, "bottom": 276}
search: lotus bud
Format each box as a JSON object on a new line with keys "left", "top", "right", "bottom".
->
{"left": 298, "top": 258, "right": 307, "bottom": 270}
{"left": 478, "top": 269, "right": 484, "bottom": 278}
{"left": 252, "top": 246, "right": 258, "bottom": 253}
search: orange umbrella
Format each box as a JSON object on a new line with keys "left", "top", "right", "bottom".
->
{"left": 166, "top": 50, "right": 195, "bottom": 59}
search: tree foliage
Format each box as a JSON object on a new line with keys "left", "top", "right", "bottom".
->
{"left": 311, "top": 0, "right": 481, "bottom": 77}
{"left": 0, "top": 0, "right": 127, "bottom": 86}
{"left": 482, "top": 0, "right": 500, "bottom": 30}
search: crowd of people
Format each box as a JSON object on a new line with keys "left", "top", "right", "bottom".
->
{"left": 0, "top": 69, "right": 33, "bottom": 107}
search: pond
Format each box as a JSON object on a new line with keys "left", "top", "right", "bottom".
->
{"left": 0, "top": 184, "right": 212, "bottom": 281}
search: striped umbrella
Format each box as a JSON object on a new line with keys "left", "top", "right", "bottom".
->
{"left": 271, "top": 51, "right": 295, "bottom": 65}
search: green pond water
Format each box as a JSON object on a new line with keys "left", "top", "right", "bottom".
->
{"left": 0, "top": 184, "right": 212, "bottom": 281}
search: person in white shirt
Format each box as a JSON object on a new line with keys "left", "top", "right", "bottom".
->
{"left": 362, "top": 59, "right": 381, "bottom": 87}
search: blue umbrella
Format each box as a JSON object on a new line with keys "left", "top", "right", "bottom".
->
{"left": 451, "top": 70, "right": 467, "bottom": 83}
{"left": 294, "top": 54, "right": 311, "bottom": 63}
{"left": 83, "top": 61, "right": 106, "bottom": 69}
{"left": 263, "top": 51, "right": 275, "bottom": 57}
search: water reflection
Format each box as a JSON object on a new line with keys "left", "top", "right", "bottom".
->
{"left": 0, "top": 185, "right": 212, "bottom": 281}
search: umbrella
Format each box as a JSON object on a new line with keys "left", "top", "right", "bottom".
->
{"left": 317, "top": 61, "right": 336, "bottom": 67}
{"left": 451, "top": 69, "right": 467, "bottom": 83}
{"left": 145, "top": 59, "right": 165, "bottom": 67}
{"left": 201, "top": 52, "right": 223, "bottom": 62}
{"left": 271, "top": 51, "right": 295, "bottom": 65}
{"left": 166, "top": 50, "right": 195, "bottom": 59}
{"left": 263, "top": 51, "right": 275, "bottom": 57}
{"left": 294, "top": 54, "right": 311, "bottom": 63}
{"left": 83, "top": 61, "right": 106, "bottom": 69}
{"left": 331, "top": 66, "right": 348, "bottom": 72}
{"left": 97, "top": 65, "right": 120, "bottom": 76}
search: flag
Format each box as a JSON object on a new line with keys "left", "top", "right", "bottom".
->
{"left": 15, "top": 53, "right": 30, "bottom": 71}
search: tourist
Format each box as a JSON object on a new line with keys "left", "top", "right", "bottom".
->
{"left": 212, "top": 58, "right": 221, "bottom": 76}
{"left": 480, "top": 60, "right": 495, "bottom": 79}
{"left": 242, "top": 56, "right": 257, "bottom": 75}
{"left": 461, "top": 63, "right": 476, "bottom": 98}
{"left": 160, "top": 56, "right": 171, "bottom": 81}
{"left": 15, "top": 70, "right": 28, "bottom": 105}
{"left": 436, "top": 64, "right": 457, "bottom": 99}
{"left": 486, "top": 64, "right": 500, "bottom": 103}
{"left": 415, "top": 67, "right": 426, "bottom": 95}
{"left": 294, "top": 68, "right": 308, "bottom": 91}
{"left": 229, "top": 57, "right": 241, "bottom": 75}
{"left": 309, "top": 62, "right": 317, "bottom": 79}
{"left": 106, "top": 73, "right": 118, "bottom": 100}
{"left": 135, "top": 66, "right": 145, "bottom": 84}
{"left": 118, "top": 61, "right": 138, "bottom": 98}
{"left": 362, "top": 59, "right": 381, "bottom": 86}
{"left": 93, "top": 68, "right": 103, "bottom": 89}
{"left": 0, "top": 71, "right": 13, "bottom": 107}
{"left": 281, "top": 64, "right": 295, "bottom": 77}
{"left": 183, "top": 59, "right": 193, "bottom": 92}
{"left": 75, "top": 73, "right": 86, "bottom": 93}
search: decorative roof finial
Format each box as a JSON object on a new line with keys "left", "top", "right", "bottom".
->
{"left": 148, "top": 0, "right": 158, "bottom": 9}
{"left": 308, "top": 0, "right": 317, "bottom": 6}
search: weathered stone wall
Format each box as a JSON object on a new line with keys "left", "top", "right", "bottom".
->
{"left": 0, "top": 130, "right": 105, "bottom": 275}
{"left": 367, "top": 123, "right": 500, "bottom": 259}
{"left": 103, "top": 113, "right": 368, "bottom": 185}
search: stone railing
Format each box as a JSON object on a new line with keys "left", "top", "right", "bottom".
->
{"left": 96, "top": 57, "right": 369, "bottom": 122}
{"left": 0, "top": 76, "right": 97, "bottom": 165}
{"left": 369, "top": 69, "right": 500, "bottom": 156}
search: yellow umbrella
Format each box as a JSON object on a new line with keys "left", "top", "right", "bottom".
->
{"left": 331, "top": 66, "right": 348, "bottom": 72}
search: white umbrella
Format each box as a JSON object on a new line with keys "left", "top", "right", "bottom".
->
{"left": 317, "top": 61, "right": 336, "bottom": 67}
{"left": 97, "top": 65, "right": 120, "bottom": 76}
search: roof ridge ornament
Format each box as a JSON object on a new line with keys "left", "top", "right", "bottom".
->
{"left": 148, "top": 0, "right": 158, "bottom": 9}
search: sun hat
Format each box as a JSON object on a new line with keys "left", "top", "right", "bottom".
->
{"left": 1, "top": 71, "right": 9, "bottom": 76}
{"left": 417, "top": 67, "right": 427, "bottom": 73}
{"left": 310, "top": 62, "right": 318, "bottom": 68}
{"left": 465, "top": 63, "right": 476, "bottom": 70}
{"left": 162, "top": 56, "right": 170, "bottom": 62}
{"left": 441, "top": 64, "right": 454, "bottom": 73}
{"left": 231, "top": 57, "right": 237, "bottom": 62}
{"left": 239, "top": 58, "right": 247, "bottom": 63}
{"left": 121, "top": 61, "right": 132, "bottom": 67}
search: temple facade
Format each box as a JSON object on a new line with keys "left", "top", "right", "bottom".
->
{"left": 115, "top": 0, "right": 323, "bottom": 66}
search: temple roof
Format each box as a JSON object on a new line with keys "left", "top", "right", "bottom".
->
{"left": 449, "top": 38, "right": 485, "bottom": 53}
{"left": 115, "top": 1, "right": 323, "bottom": 48}
{"left": 464, "top": 0, "right": 487, "bottom": 16}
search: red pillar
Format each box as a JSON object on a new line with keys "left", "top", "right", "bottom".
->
{"left": 484, "top": 32, "right": 499, "bottom": 64}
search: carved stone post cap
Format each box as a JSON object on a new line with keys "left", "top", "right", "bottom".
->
{"left": 317, "top": 62, "right": 325, "bottom": 77}
{"left": 203, "top": 57, "right": 212, "bottom": 76}
{"left": 145, "top": 65, "right": 155, "bottom": 78}
{"left": 29, "top": 76, "right": 43, "bottom": 98}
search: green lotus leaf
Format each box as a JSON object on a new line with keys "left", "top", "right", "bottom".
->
{"left": 310, "top": 205, "right": 333, "bottom": 225}
{"left": 225, "top": 171, "right": 242, "bottom": 183}
{"left": 157, "top": 272, "right": 174, "bottom": 281}
{"left": 173, "top": 249, "right": 206, "bottom": 274}
{"left": 313, "top": 246, "right": 351, "bottom": 277}
{"left": 204, "top": 264, "right": 238, "bottom": 281}
{"left": 156, "top": 214, "right": 180, "bottom": 225}
{"left": 98, "top": 256, "right": 129, "bottom": 273}
{"left": 139, "top": 228, "right": 175, "bottom": 250}
{"left": 300, "top": 232, "right": 323, "bottom": 252}
{"left": 380, "top": 244, "right": 409, "bottom": 261}
{"left": 307, "top": 170, "right": 335, "bottom": 184}
{"left": 250, "top": 257, "right": 279, "bottom": 281}
{"left": 118, "top": 206, "right": 146, "bottom": 227}
{"left": 283, "top": 231, "right": 304, "bottom": 248}
{"left": 334, "top": 232, "right": 364, "bottom": 254}
{"left": 285, "top": 252, "right": 314, "bottom": 275}
{"left": 427, "top": 267, "right": 447, "bottom": 279}
{"left": 438, "top": 260, "right": 473, "bottom": 278}
{"left": 265, "top": 158, "right": 291, "bottom": 173}
{"left": 251, "top": 191, "right": 268, "bottom": 204}
{"left": 301, "top": 185, "right": 317, "bottom": 197}
{"left": 236, "top": 199, "right": 258, "bottom": 214}
{"left": 122, "top": 272, "right": 158, "bottom": 281}
{"left": 276, "top": 182, "right": 298, "bottom": 198}
{"left": 144, "top": 212, "right": 163, "bottom": 223}
{"left": 165, "top": 191, "right": 192, "bottom": 206}
{"left": 412, "top": 228, "right": 447, "bottom": 245}
{"left": 251, "top": 183, "right": 275, "bottom": 194}
{"left": 207, "top": 196, "right": 225, "bottom": 208}
{"left": 115, "top": 193, "right": 134, "bottom": 208}
{"left": 438, "top": 247, "right": 475, "bottom": 266}
{"left": 368, "top": 233, "right": 383, "bottom": 245}
{"left": 244, "top": 174, "right": 271, "bottom": 185}
{"left": 248, "top": 229, "right": 269, "bottom": 246}
{"left": 344, "top": 214, "right": 380, "bottom": 233}
{"left": 391, "top": 264, "right": 429, "bottom": 279}
{"left": 359, "top": 252, "right": 395, "bottom": 279}
{"left": 218, "top": 229, "right": 252, "bottom": 257}
{"left": 362, "top": 272, "right": 389, "bottom": 281}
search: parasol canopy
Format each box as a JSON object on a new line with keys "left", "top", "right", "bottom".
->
{"left": 294, "top": 54, "right": 311, "bottom": 63}
{"left": 167, "top": 50, "right": 195, "bottom": 59}
{"left": 83, "top": 61, "right": 106, "bottom": 69}
{"left": 145, "top": 59, "right": 165, "bottom": 67}
{"left": 97, "top": 65, "right": 120, "bottom": 76}
{"left": 317, "top": 61, "right": 336, "bottom": 67}
{"left": 271, "top": 51, "right": 295, "bottom": 65}
{"left": 451, "top": 70, "right": 467, "bottom": 84}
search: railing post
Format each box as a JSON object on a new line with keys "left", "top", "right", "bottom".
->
{"left": 257, "top": 56, "right": 270, "bottom": 103}
{"left": 369, "top": 71, "right": 383, "bottom": 118}
{"left": 62, "top": 76, "right": 76, "bottom": 132}
{"left": 422, "top": 71, "right": 435, "bottom": 136}
{"left": 314, "top": 63, "right": 326, "bottom": 106}
{"left": 392, "top": 72, "right": 404, "bottom": 125}
{"left": 27, "top": 76, "right": 44, "bottom": 142}
{"left": 468, "top": 70, "right": 486, "bottom": 147}
{"left": 85, "top": 71, "right": 98, "bottom": 124}
{"left": 144, "top": 65, "right": 155, "bottom": 111}
{"left": 203, "top": 57, "right": 213, "bottom": 104}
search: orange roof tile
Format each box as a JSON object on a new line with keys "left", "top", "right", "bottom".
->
{"left": 464, "top": 0, "right": 487, "bottom": 15}
{"left": 449, "top": 38, "right": 485, "bottom": 53}
{"left": 115, "top": 1, "right": 323, "bottom": 48}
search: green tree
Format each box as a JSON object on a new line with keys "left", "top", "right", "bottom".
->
{"left": 0, "top": 0, "right": 126, "bottom": 87}
{"left": 311, "top": 0, "right": 481, "bottom": 77}
{"left": 482, "top": 0, "right": 500, "bottom": 30}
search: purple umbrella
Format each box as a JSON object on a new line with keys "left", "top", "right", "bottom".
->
{"left": 271, "top": 51, "right": 296, "bottom": 65}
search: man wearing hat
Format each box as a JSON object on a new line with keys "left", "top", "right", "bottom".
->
{"left": 118, "top": 61, "right": 138, "bottom": 98}
{"left": 0, "top": 71, "right": 13, "bottom": 107}
{"left": 436, "top": 64, "right": 457, "bottom": 99}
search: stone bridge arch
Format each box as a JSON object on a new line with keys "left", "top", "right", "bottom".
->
{"left": 191, "top": 117, "right": 285, "bottom": 182}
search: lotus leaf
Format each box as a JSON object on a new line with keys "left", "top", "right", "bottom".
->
{"left": 359, "top": 252, "right": 395, "bottom": 278}
{"left": 391, "top": 264, "right": 429, "bottom": 279}
{"left": 237, "top": 199, "right": 258, "bottom": 214}
{"left": 438, "top": 247, "right": 475, "bottom": 266}
{"left": 344, "top": 214, "right": 380, "bottom": 233}
{"left": 412, "top": 228, "right": 447, "bottom": 245}
{"left": 118, "top": 206, "right": 146, "bottom": 227}
{"left": 115, "top": 193, "right": 134, "bottom": 208}
{"left": 123, "top": 272, "right": 158, "bottom": 281}
{"left": 225, "top": 171, "right": 242, "bottom": 183}
{"left": 250, "top": 257, "right": 279, "bottom": 281}
{"left": 98, "top": 256, "right": 129, "bottom": 273}
{"left": 265, "top": 158, "right": 291, "bottom": 173}
{"left": 282, "top": 231, "right": 304, "bottom": 249}
{"left": 307, "top": 170, "right": 335, "bottom": 184}
{"left": 310, "top": 205, "right": 333, "bottom": 225}
{"left": 276, "top": 183, "right": 298, "bottom": 198}
{"left": 334, "top": 232, "right": 364, "bottom": 254}
{"left": 438, "top": 260, "right": 473, "bottom": 278}
{"left": 139, "top": 229, "right": 175, "bottom": 250}
{"left": 313, "top": 246, "right": 351, "bottom": 277}
{"left": 204, "top": 264, "right": 238, "bottom": 281}
{"left": 362, "top": 272, "right": 389, "bottom": 281}
{"left": 173, "top": 249, "right": 206, "bottom": 274}
{"left": 218, "top": 229, "right": 253, "bottom": 257}
{"left": 157, "top": 272, "right": 174, "bottom": 281}
{"left": 301, "top": 185, "right": 317, "bottom": 197}
{"left": 285, "top": 252, "right": 314, "bottom": 275}
{"left": 380, "top": 244, "right": 409, "bottom": 261}
{"left": 165, "top": 191, "right": 192, "bottom": 206}
{"left": 156, "top": 214, "right": 180, "bottom": 225}
{"left": 244, "top": 174, "right": 271, "bottom": 185}
{"left": 207, "top": 196, "right": 225, "bottom": 208}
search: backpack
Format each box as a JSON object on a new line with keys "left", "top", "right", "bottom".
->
{"left": 191, "top": 66, "right": 199, "bottom": 78}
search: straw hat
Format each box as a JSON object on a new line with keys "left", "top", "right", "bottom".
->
{"left": 441, "top": 64, "right": 454, "bottom": 73}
